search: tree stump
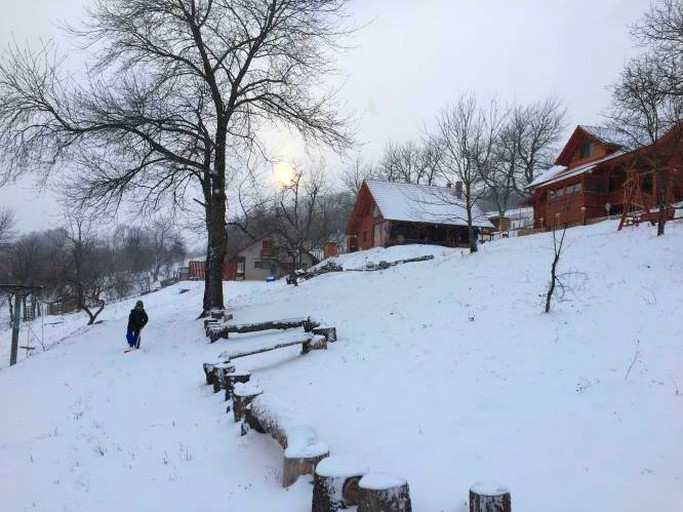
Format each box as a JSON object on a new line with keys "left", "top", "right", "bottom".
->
{"left": 469, "top": 483, "right": 511, "bottom": 512}
{"left": 313, "top": 326, "right": 337, "bottom": 343}
{"left": 222, "top": 370, "right": 251, "bottom": 401}
{"left": 358, "top": 473, "right": 412, "bottom": 512}
{"left": 282, "top": 449, "right": 329, "bottom": 488}
{"left": 312, "top": 456, "right": 368, "bottom": 512}
{"left": 211, "top": 362, "right": 235, "bottom": 393}
{"left": 233, "top": 383, "right": 263, "bottom": 422}
{"left": 202, "top": 363, "right": 215, "bottom": 385}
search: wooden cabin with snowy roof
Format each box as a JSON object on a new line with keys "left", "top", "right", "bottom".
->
{"left": 345, "top": 180, "right": 494, "bottom": 252}
{"left": 525, "top": 124, "right": 683, "bottom": 229}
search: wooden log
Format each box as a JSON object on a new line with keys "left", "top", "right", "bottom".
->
{"left": 312, "top": 456, "right": 368, "bottom": 512}
{"left": 233, "top": 383, "right": 263, "bottom": 422}
{"left": 312, "top": 326, "right": 337, "bottom": 343}
{"left": 469, "top": 483, "right": 511, "bottom": 512}
{"left": 358, "top": 473, "right": 412, "bottom": 512}
{"left": 222, "top": 369, "right": 251, "bottom": 401}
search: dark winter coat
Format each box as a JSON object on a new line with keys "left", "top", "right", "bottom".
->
{"left": 127, "top": 309, "right": 149, "bottom": 333}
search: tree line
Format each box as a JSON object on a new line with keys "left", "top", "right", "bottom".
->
{"left": 0, "top": 209, "right": 186, "bottom": 324}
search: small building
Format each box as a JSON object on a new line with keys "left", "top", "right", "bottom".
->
{"left": 224, "top": 235, "right": 317, "bottom": 281}
{"left": 178, "top": 266, "right": 190, "bottom": 281}
{"left": 525, "top": 124, "right": 683, "bottom": 229}
{"left": 345, "top": 180, "right": 494, "bottom": 251}
{"left": 486, "top": 207, "right": 534, "bottom": 231}
{"left": 188, "top": 260, "right": 206, "bottom": 280}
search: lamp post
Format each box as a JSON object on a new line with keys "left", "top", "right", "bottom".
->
{"left": 605, "top": 202, "right": 611, "bottom": 219}
{"left": 581, "top": 206, "right": 587, "bottom": 225}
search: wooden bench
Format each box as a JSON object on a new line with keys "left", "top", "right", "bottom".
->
{"left": 216, "top": 331, "right": 327, "bottom": 360}
{"left": 207, "top": 316, "right": 319, "bottom": 342}
{"left": 240, "top": 391, "right": 330, "bottom": 487}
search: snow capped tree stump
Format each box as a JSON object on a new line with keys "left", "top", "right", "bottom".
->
{"left": 233, "top": 383, "right": 263, "bottom": 422}
{"left": 469, "top": 483, "right": 511, "bottom": 512}
{"left": 358, "top": 473, "right": 412, "bottom": 512}
{"left": 282, "top": 433, "right": 330, "bottom": 487}
{"left": 211, "top": 362, "right": 235, "bottom": 393}
{"left": 312, "top": 456, "right": 368, "bottom": 512}
{"left": 222, "top": 369, "right": 251, "bottom": 401}
{"left": 312, "top": 326, "right": 337, "bottom": 343}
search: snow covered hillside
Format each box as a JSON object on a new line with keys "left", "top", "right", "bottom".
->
{"left": 1, "top": 219, "right": 682, "bottom": 511}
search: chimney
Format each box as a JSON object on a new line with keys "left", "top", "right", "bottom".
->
{"left": 455, "top": 181, "right": 463, "bottom": 199}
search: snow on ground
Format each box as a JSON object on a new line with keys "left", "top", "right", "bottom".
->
{"left": 1, "top": 219, "right": 682, "bottom": 511}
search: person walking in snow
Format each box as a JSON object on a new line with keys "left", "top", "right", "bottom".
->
{"left": 126, "top": 300, "right": 148, "bottom": 350}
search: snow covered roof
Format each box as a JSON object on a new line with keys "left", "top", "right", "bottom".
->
{"left": 528, "top": 151, "right": 626, "bottom": 189}
{"left": 580, "top": 125, "right": 632, "bottom": 148}
{"left": 365, "top": 180, "right": 494, "bottom": 228}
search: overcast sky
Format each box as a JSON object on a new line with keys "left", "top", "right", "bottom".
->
{"left": 0, "top": 0, "right": 652, "bottom": 233}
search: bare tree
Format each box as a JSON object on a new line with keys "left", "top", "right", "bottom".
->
{"left": 59, "top": 215, "right": 113, "bottom": 325}
{"left": 340, "top": 154, "right": 375, "bottom": 195}
{"left": 377, "top": 139, "right": 441, "bottom": 185}
{"left": 510, "top": 98, "right": 567, "bottom": 196}
{"left": 632, "top": 0, "right": 683, "bottom": 98}
{"left": 544, "top": 221, "right": 568, "bottom": 313}
{"left": 608, "top": 54, "right": 683, "bottom": 236}
{"left": 272, "top": 165, "right": 326, "bottom": 285}
{"left": 0, "top": 207, "right": 16, "bottom": 248}
{"left": 0, "top": 0, "right": 353, "bottom": 315}
{"left": 432, "top": 95, "right": 504, "bottom": 253}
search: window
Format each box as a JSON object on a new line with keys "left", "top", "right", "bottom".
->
{"left": 556, "top": 187, "right": 564, "bottom": 197}
{"left": 549, "top": 189, "right": 556, "bottom": 199}
{"left": 642, "top": 173, "right": 653, "bottom": 194}
{"left": 579, "top": 142, "right": 595, "bottom": 159}
{"left": 254, "top": 260, "right": 264, "bottom": 269}
{"left": 567, "top": 183, "right": 582, "bottom": 194}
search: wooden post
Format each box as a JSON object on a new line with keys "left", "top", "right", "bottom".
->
{"left": 469, "top": 483, "right": 511, "bottom": 512}
{"left": 358, "top": 473, "right": 412, "bottom": 512}
{"left": 9, "top": 293, "right": 22, "bottom": 366}
{"left": 312, "top": 326, "right": 337, "bottom": 343}
{"left": 312, "top": 456, "right": 368, "bottom": 512}
{"left": 233, "top": 384, "right": 263, "bottom": 422}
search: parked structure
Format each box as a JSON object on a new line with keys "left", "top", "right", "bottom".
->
{"left": 345, "top": 180, "right": 493, "bottom": 251}
{"left": 486, "top": 207, "right": 534, "bottom": 231}
{"left": 525, "top": 125, "right": 683, "bottom": 229}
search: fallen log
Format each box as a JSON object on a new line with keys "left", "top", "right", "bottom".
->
{"left": 244, "top": 394, "right": 330, "bottom": 487}
{"left": 217, "top": 332, "right": 327, "bottom": 360}
{"left": 207, "top": 316, "right": 319, "bottom": 342}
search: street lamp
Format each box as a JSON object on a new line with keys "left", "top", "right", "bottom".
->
{"left": 605, "top": 202, "right": 611, "bottom": 219}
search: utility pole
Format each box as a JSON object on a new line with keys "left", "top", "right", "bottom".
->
{"left": 9, "top": 293, "right": 22, "bottom": 366}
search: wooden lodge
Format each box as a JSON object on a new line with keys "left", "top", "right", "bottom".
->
{"left": 345, "top": 180, "right": 494, "bottom": 252}
{"left": 525, "top": 125, "right": 683, "bottom": 229}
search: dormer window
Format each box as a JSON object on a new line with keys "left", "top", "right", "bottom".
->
{"left": 580, "top": 142, "right": 595, "bottom": 159}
